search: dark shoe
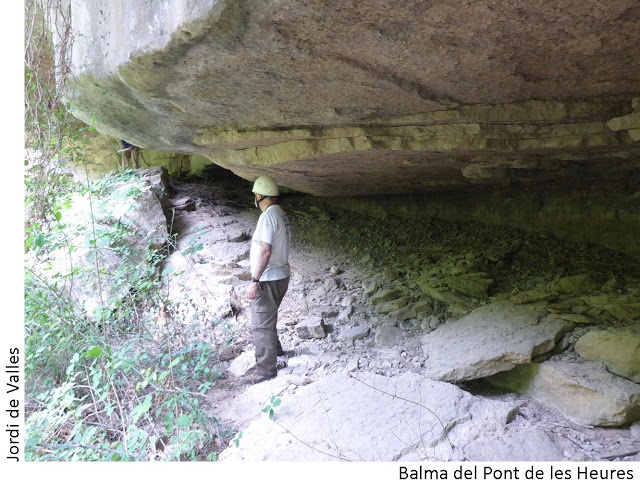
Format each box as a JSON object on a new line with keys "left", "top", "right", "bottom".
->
{"left": 242, "top": 373, "right": 276, "bottom": 385}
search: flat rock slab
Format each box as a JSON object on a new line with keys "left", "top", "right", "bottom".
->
{"left": 218, "top": 371, "right": 574, "bottom": 462}
{"left": 337, "top": 324, "right": 370, "bottom": 343}
{"left": 461, "top": 428, "right": 567, "bottom": 462}
{"left": 421, "top": 302, "right": 575, "bottom": 382}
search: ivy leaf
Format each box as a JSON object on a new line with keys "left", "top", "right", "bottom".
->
{"left": 130, "top": 394, "right": 152, "bottom": 426}
{"left": 233, "top": 432, "right": 243, "bottom": 447}
{"left": 163, "top": 412, "right": 174, "bottom": 434}
{"left": 85, "top": 346, "right": 103, "bottom": 358}
{"left": 34, "top": 233, "right": 46, "bottom": 248}
{"left": 176, "top": 414, "right": 192, "bottom": 428}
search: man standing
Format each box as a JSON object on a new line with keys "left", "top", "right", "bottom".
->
{"left": 119, "top": 140, "right": 140, "bottom": 170}
{"left": 244, "top": 175, "right": 292, "bottom": 384}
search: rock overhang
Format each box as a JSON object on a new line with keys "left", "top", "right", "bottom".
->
{"left": 66, "top": 0, "right": 640, "bottom": 196}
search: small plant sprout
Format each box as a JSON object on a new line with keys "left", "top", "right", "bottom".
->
{"left": 262, "top": 395, "right": 282, "bottom": 421}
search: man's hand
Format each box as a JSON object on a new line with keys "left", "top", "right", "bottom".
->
{"left": 246, "top": 281, "right": 260, "bottom": 300}
{"left": 247, "top": 241, "right": 271, "bottom": 300}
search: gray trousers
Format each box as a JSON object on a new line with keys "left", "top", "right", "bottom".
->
{"left": 251, "top": 277, "right": 290, "bottom": 377}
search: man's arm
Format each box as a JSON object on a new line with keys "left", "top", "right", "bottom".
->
{"left": 246, "top": 241, "right": 272, "bottom": 300}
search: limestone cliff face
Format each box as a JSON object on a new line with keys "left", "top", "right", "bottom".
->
{"left": 65, "top": 1, "right": 640, "bottom": 253}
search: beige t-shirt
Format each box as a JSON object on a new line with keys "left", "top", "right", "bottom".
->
{"left": 250, "top": 205, "right": 291, "bottom": 281}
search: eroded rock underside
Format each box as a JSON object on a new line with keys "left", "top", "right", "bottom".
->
{"left": 66, "top": 0, "right": 640, "bottom": 257}
{"left": 67, "top": 1, "right": 639, "bottom": 185}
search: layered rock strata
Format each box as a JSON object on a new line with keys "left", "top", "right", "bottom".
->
{"left": 65, "top": 1, "right": 640, "bottom": 196}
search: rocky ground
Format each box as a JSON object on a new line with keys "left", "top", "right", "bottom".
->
{"left": 160, "top": 173, "right": 640, "bottom": 462}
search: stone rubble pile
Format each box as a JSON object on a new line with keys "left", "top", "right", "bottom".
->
{"left": 256, "top": 201, "right": 640, "bottom": 429}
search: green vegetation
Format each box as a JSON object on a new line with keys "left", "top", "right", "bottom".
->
{"left": 23, "top": 0, "right": 234, "bottom": 461}
{"left": 24, "top": 167, "right": 235, "bottom": 461}
{"left": 262, "top": 395, "right": 282, "bottom": 421}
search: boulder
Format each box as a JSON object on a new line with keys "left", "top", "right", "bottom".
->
{"left": 296, "top": 316, "right": 327, "bottom": 339}
{"left": 511, "top": 289, "right": 558, "bottom": 305}
{"left": 388, "top": 304, "right": 419, "bottom": 322}
{"left": 421, "top": 302, "right": 575, "bottom": 382}
{"left": 549, "top": 274, "right": 602, "bottom": 295}
{"left": 375, "top": 326, "right": 404, "bottom": 347}
{"left": 314, "top": 305, "right": 339, "bottom": 318}
{"left": 575, "top": 325, "right": 640, "bottom": 383}
{"left": 369, "top": 288, "right": 402, "bottom": 305}
{"left": 445, "top": 272, "right": 494, "bottom": 299}
{"left": 375, "top": 297, "right": 410, "bottom": 315}
{"left": 488, "top": 361, "right": 640, "bottom": 427}
{"left": 227, "top": 351, "right": 257, "bottom": 377}
{"left": 338, "top": 305, "right": 355, "bottom": 321}
{"left": 337, "top": 324, "right": 370, "bottom": 345}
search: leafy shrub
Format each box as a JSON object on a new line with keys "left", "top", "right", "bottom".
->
{"left": 24, "top": 1, "right": 237, "bottom": 460}
{"left": 24, "top": 157, "right": 239, "bottom": 461}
